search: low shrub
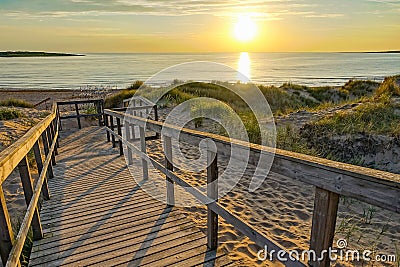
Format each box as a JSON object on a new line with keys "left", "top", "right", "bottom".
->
{"left": 0, "top": 98, "right": 33, "bottom": 108}
{"left": 0, "top": 108, "right": 24, "bottom": 120}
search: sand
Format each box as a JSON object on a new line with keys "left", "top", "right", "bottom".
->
{"left": 1, "top": 91, "right": 399, "bottom": 266}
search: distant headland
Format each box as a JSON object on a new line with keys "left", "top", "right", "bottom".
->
{"left": 0, "top": 51, "right": 85, "bottom": 57}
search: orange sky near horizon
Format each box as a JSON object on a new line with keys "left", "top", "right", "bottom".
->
{"left": 0, "top": 0, "right": 399, "bottom": 53}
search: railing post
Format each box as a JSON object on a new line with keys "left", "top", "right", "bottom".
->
{"left": 96, "top": 101, "right": 102, "bottom": 126}
{"left": 50, "top": 120, "right": 58, "bottom": 155}
{"left": 164, "top": 135, "right": 174, "bottom": 206}
{"left": 75, "top": 103, "right": 81, "bottom": 129}
{"left": 0, "top": 187, "right": 14, "bottom": 265}
{"left": 207, "top": 143, "right": 218, "bottom": 250}
{"left": 57, "top": 104, "right": 63, "bottom": 131}
{"left": 46, "top": 127, "right": 56, "bottom": 166}
{"left": 33, "top": 141, "right": 50, "bottom": 200}
{"left": 154, "top": 105, "right": 160, "bottom": 139}
{"left": 125, "top": 122, "right": 133, "bottom": 165}
{"left": 41, "top": 131, "right": 54, "bottom": 178}
{"left": 105, "top": 114, "right": 110, "bottom": 142}
{"left": 309, "top": 187, "right": 339, "bottom": 267}
{"left": 110, "top": 116, "right": 116, "bottom": 148}
{"left": 17, "top": 156, "right": 43, "bottom": 241}
{"left": 54, "top": 117, "right": 60, "bottom": 148}
{"left": 139, "top": 126, "right": 148, "bottom": 180}
{"left": 116, "top": 118, "right": 123, "bottom": 156}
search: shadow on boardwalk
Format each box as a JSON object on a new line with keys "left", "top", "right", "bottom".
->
{"left": 29, "top": 126, "right": 234, "bottom": 267}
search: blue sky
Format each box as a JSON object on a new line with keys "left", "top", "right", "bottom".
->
{"left": 0, "top": 0, "right": 399, "bottom": 52}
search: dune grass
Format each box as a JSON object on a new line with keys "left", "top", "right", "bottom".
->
{"left": 306, "top": 96, "right": 400, "bottom": 137}
{"left": 104, "top": 89, "right": 137, "bottom": 108}
{"left": 305, "top": 76, "right": 400, "bottom": 137}
{"left": 104, "top": 81, "right": 144, "bottom": 108}
{"left": 0, "top": 108, "right": 24, "bottom": 120}
{"left": 0, "top": 99, "right": 33, "bottom": 108}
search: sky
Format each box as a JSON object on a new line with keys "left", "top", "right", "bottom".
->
{"left": 0, "top": 0, "right": 399, "bottom": 53}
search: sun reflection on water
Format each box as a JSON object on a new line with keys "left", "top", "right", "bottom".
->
{"left": 237, "top": 52, "right": 251, "bottom": 82}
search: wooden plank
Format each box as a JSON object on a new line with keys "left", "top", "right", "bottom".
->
{"left": 30, "top": 216, "right": 191, "bottom": 261}
{"left": 0, "top": 104, "right": 56, "bottom": 184}
{"left": 41, "top": 131, "right": 54, "bottom": 179}
{"left": 74, "top": 103, "right": 81, "bottom": 129}
{"left": 40, "top": 194, "right": 158, "bottom": 225}
{"left": 207, "top": 147, "right": 218, "bottom": 250}
{"left": 125, "top": 123, "right": 133, "bottom": 165}
{"left": 40, "top": 189, "right": 153, "bottom": 214}
{"left": 110, "top": 116, "right": 116, "bottom": 148}
{"left": 17, "top": 156, "right": 43, "bottom": 241}
{"left": 139, "top": 126, "right": 148, "bottom": 180}
{"left": 57, "top": 99, "right": 103, "bottom": 105}
{"left": 164, "top": 135, "right": 174, "bottom": 206}
{"left": 40, "top": 204, "right": 169, "bottom": 241}
{"left": 0, "top": 186, "right": 15, "bottom": 265}
{"left": 59, "top": 228, "right": 204, "bottom": 267}
{"left": 104, "top": 114, "right": 110, "bottom": 142}
{"left": 41, "top": 197, "right": 164, "bottom": 232}
{"left": 113, "top": 238, "right": 206, "bottom": 267}
{"left": 116, "top": 117, "right": 123, "bottom": 156}
{"left": 309, "top": 187, "right": 339, "bottom": 267}
{"left": 33, "top": 206, "right": 173, "bottom": 248}
{"left": 33, "top": 141, "right": 50, "bottom": 200}
{"left": 46, "top": 128, "right": 56, "bottom": 166}
{"left": 30, "top": 221, "right": 200, "bottom": 266}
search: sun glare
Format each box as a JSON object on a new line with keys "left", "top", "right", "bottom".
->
{"left": 234, "top": 15, "right": 257, "bottom": 42}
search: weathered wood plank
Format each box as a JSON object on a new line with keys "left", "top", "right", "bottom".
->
{"left": 0, "top": 187, "right": 15, "bottom": 265}
{"left": 33, "top": 206, "right": 178, "bottom": 249}
{"left": 207, "top": 147, "right": 218, "bottom": 250}
{"left": 33, "top": 142, "right": 50, "bottom": 200}
{"left": 17, "top": 156, "right": 43, "bottom": 240}
{"left": 139, "top": 126, "right": 148, "bottom": 180}
{"left": 30, "top": 217, "right": 191, "bottom": 262}
{"left": 164, "top": 135, "right": 174, "bottom": 206}
{"left": 309, "top": 187, "right": 339, "bottom": 267}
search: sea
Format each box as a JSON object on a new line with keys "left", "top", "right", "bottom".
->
{"left": 0, "top": 52, "right": 399, "bottom": 90}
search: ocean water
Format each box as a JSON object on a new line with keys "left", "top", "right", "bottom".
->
{"left": 0, "top": 52, "right": 399, "bottom": 90}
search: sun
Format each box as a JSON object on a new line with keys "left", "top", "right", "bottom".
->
{"left": 234, "top": 15, "right": 257, "bottom": 42}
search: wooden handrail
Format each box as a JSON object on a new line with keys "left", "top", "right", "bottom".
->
{"left": 104, "top": 108, "right": 400, "bottom": 267}
{"left": 104, "top": 109, "right": 400, "bottom": 212}
{"left": 57, "top": 99, "right": 104, "bottom": 129}
{"left": 5, "top": 124, "right": 58, "bottom": 267}
{"left": 0, "top": 104, "right": 57, "bottom": 184}
{"left": 0, "top": 103, "right": 59, "bottom": 266}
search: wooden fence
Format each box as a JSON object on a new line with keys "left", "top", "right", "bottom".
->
{"left": 57, "top": 99, "right": 104, "bottom": 129}
{"left": 0, "top": 104, "right": 59, "bottom": 267}
{"left": 104, "top": 108, "right": 400, "bottom": 267}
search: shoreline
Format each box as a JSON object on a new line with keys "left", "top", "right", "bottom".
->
{"left": 0, "top": 51, "right": 84, "bottom": 57}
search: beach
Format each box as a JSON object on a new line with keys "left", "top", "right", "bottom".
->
{"left": 1, "top": 88, "right": 399, "bottom": 266}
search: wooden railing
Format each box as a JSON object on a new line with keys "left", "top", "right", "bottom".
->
{"left": 106, "top": 96, "right": 159, "bottom": 145}
{"left": 0, "top": 104, "right": 59, "bottom": 267}
{"left": 104, "top": 108, "right": 400, "bottom": 267}
{"left": 57, "top": 99, "right": 104, "bottom": 129}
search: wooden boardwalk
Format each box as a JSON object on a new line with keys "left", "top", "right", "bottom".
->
{"left": 29, "top": 126, "right": 234, "bottom": 267}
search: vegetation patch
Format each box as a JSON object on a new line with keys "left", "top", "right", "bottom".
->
{"left": 302, "top": 97, "right": 400, "bottom": 137}
{"left": 0, "top": 99, "right": 33, "bottom": 108}
{"left": 0, "top": 108, "right": 24, "bottom": 120}
{"left": 104, "top": 81, "right": 144, "bottom": 108}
